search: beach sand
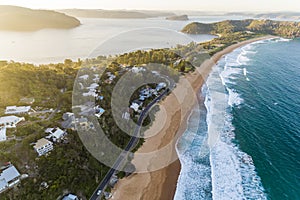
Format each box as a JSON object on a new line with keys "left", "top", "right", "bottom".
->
{"left": 111, "top": 35, "right": 276, "bottom": 200}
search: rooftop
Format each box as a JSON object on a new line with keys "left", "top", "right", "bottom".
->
{"left": 34, "top": 138, "right": 52, "bottom": 149}
{"left": 0, "top": 116, "right": 24, "bottom": 125}
{"left": 5, "top": 106, "right": 31, "bottom": 114}
{"left": 0, "top": 165, "right": 20, "bottom": 183}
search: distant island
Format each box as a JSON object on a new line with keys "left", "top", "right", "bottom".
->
{"left": 181, "top": 19, "right": 300, "bottom": 38}
{"left": 58, "top": 9, "right": 174, "bottom": 19}
{"left": 166, "top": 15, "right": 189, "bottom": 21}
{"left": 0, "top": 6, "right": 80, "bottom": 31}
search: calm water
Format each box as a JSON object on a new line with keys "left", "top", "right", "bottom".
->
{"left": 0, "top": 16, "right": 248, "bottom": 64}
{"left": 175, "top": 38, "right": 300, "bottom": 200}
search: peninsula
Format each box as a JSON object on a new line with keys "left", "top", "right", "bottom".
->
{"left": 58, "top": 9, "right": 173, "bottom": 19}
{"left": 181, "top": 19, "right": 300, "bottom": 38}
{"left": 0, "top": 6, "right": 80, "bottom": 31}
{"left": 166, "top": 15, "right": 189, "bottom": 21}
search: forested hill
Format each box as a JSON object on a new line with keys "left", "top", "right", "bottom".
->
{"left": 0, "top": 5, "right": 80, "bottom": 31}
{"left": 181, "top": 19, "right": 300, "bottom": 38}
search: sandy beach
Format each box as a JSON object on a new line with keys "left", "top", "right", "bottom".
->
{"left": 111, "top": 35, "right": 276, "bottom": 200}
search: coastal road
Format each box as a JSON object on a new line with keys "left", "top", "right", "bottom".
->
{"left": 89, "top": 83, "right": 173, "bottom": 200}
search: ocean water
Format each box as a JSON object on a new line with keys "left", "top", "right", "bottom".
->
{"left": 175, "top": 38, "right": 300, "bottom": 200}
{"left": 0, "top": 15, "right": 250, "bottom": 64}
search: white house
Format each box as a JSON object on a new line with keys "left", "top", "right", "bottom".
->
{"left": 87, "top": 83, "right": 99, "bottom": 90}
{"left": 130, "top": 103, "right": 140, "bottom": 112}
{"left": 131, "top": 67, "right": 146, "bottom": 73}
{"left": 0, "top": 127, "right": 7, "bottom": 142}
{"left": 5, "top": 106, "right": 31, "bottom": 115}
{"left": 83, "top": 91, "right": 97, "bottom": 97}
{"left": 63, "top": 194, "right": 79, "bottom": 200}
{"left": 33, "top": 138, "right": 54, "bottom": 156}
{"left": 156, "top": 82, "right": 167, "bottom": 91}
{"left": 0, "top": 116, "right": 25, "bottom": 128}
{"left": 0, "top": 165, "right": 21, "bottom": 193}
{"left": 79, "top": 74, "right": 89, "bottom": 80}
{"left": 45, "top": 128, "right": 66, "bottom": 142}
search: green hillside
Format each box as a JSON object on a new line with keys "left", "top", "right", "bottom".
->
{"left": 182, "top": 19, "right": 300, "bottom": 38}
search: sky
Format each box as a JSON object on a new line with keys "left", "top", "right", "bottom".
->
{"left": 0, "top": 0, "right": 299, "bottom": 12}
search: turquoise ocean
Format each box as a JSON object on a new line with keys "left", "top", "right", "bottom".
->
{"left": 175, "top": 38, "right": 300, "bottom": 200}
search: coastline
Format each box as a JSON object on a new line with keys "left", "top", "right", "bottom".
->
{"left": 111, "top": 35, "right": 277, "bottom": 200}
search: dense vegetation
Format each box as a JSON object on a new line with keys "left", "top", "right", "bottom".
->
{"left": 181, "top": 19, "right": 300, "bottom": 38}
{"left": 0, "top": 59, "right": 78, "bottom": 109}
{"left": 0, "top": 6, "right": 80, "bottom": 31}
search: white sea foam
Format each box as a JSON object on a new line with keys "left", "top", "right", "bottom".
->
{"left": 175, "top": 40, "right": 268, "bottom": 200}
{"left": 227, "top": 88, "right": 244, "bottom": 107}
{"left": 175, "top": 102, "right": 212, "bottom": 200}
{"left": 206, "top": 44, "right": 267, "bottom": 200}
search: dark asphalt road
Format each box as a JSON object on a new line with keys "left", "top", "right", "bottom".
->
{"left": 90, "top": 87, "right": 171, "bottom": 200}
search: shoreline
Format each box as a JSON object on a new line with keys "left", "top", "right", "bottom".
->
{"left": 111, "top": 35, "right": 277, "bottom": 200}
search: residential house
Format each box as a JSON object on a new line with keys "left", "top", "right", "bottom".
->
{"left": 78, "top": 74, "right": 89, "bottom": 80}
{"left": 63, "top": 194, "right": 79, "bottom": 200}
{"left": 33, "top": 138, "right": 54, "bottom": 156}
{"left": 105, "top": 72, "right": 116, "bottom": 84}
{"left": 95, "top": 106, "right": 105, "bottom": 118}
{"left": 5, "top": 106, "right": 31, "bottom": 115}
{"left": 156, "top": 82, "right": 167, "bottom": 91}
{"left": 61, "top": 112, "right": 76, "bottom": 130}
{"left": 87, "top": 83, "right": 99, "bottom": 90}
{"left": 83, "top": 90, "right": 97, "bottom": 97}
{"left": 77, "top": 117, "right": 88, "bottom": 127}
{"left": 0, "top": 116, "right": 25, "bottom": 128}
{"left": 131, "top": 67, "right": 146, "bottom": 73}
{"left": 45, "top": 127, "right": 66, "bottom": 142}
{"left": 130, "top": 100, "right": 143, "bottom": 112}
{"left": 0, "top": 165, "right": 21, "bottom": 193}
{"left": 0, "top": 127, "right": 6, "bottom": 142}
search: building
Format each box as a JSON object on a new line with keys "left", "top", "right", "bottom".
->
{"left": 131, "top": 66, "right": 146, "bottom": 73}
{"left": 33, "top": 138, "right": 54, "bottom": 156}
{"left": 0, "top": 165, "right": 21, "bottom": 193}
{"left": 156, "top": 82, "right": 167, "bottom": 91}
{"left": 63, "top": 194, "right": 79, "bottom": 200}
{"left": 5, "top": 106, "right": 31, "bottom": 115}
{"left": 45, "top": 128, "right": 66, "bottom": 142}
{"left": 0, "top": 127, "right": 7, "bottom": 142}
{"left": 0, "top": 116, "right": 25, "bottom": 128}
{"left": 79, "top": 74, "right": 89, "bottom": 80}
{"left": 62, "top": 112, "right": 76, "bottom": 130}
{"left": 95, "top": 106, "right": 105, "bottom": 118}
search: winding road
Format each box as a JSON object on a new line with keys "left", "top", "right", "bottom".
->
{"left": 90, "top": 79, "right": 174, "bottom": 200}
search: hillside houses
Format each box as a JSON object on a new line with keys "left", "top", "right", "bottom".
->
{"left": 104, "top": 72, "right": 116, "bottom": 84}
{"left": 0, "top": 116, "right": 24, "bottom": 128}
{"left": 62, "top": 112, "right": 76, "bottom": 130}
{"left": 45, "top": 127, "right": 66, "bottom": 142}
{"left": 33, "top": 138, "right": 54, "bottom": 157}
{"left": 0, "top": 165, "right": 21, "bottom": 193}
{"left": 0, "top": 114, "right": 25, "bottom": 143}
{"left": 5, "top": 106, "right": 31, "bottom": 115}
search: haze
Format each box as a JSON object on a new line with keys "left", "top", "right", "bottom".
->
{"left": 0, "top": 0, "right": 300, "bottom": 12}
